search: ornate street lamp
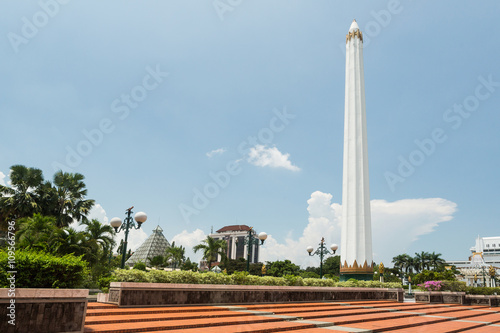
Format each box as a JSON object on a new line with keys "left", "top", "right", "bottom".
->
{"left": 236, "top": 227, "right": 267, "bottom": 272}
{"left": 110, "top": 206, "right": 147, "bottom": 269}
{"left": 306, "top": 238, "right": 338, "bottom": 279}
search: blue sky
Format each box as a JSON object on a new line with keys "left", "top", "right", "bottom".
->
{"left": 1, "top": 1, "right": 499, "bottom": 268}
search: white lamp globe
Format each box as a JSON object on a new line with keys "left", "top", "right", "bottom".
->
{"left": 110, "top": 217, "right": 122, "bottom": 229}
{"left": 306, "top": 246, "right": 314, "bottom": 254}
{"left": 331, "top": 244, "right": 339, "bottom": 252}
{"left": 134, "top": 212, "right": 147, "bottom": 223}
{"left": 258, "top": 232, "right": 268, "bottom": 241}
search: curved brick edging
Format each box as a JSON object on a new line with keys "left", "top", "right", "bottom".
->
{"left": 0, "top": 288, "right": 89, "bottom": 333}
{"left": 105, "top": 282, "right": 404, "bottom": 307}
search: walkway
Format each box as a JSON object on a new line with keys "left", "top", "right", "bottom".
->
{"left": 84, "top": 300, "right": 500, "bottom": 332}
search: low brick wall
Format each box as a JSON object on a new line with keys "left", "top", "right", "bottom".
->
{"left": 465, "top": 295, "right": 500, "bottom": 307}
{"left": 106, "top": 282, "right": 404, "bottom": 307}
{"left": 0, "top": 288, "right": 88, "bottom": 333}
{"left": 415, "top": 291, "right": 466, "bottom": 305}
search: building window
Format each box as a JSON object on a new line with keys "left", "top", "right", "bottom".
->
{"left": 486, "top": 244, "right": 490, "bottom": 248}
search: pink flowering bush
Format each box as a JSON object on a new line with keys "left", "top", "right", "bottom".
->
{"left": 417, "top": 280, "right": 443, "bottom": 291}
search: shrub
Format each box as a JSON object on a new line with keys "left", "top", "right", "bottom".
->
{"left": 133, "top": 262, "right": 147, "bottom": 271}
{"left": 442, "top": 281, "right": 466, "bottom": 292}
{"left": 466, "top": 287, "right": 500, "bottom": 295}
{"left": 113, "top": 269, "right": 148, "bottom": 282}
{"left": 283, "top": 275, "right": 304, "bottom": 286}
{"left": 98, "top": 275, "right": 117, "bottom": 293}
{"left": 303, "top": 278, "right": 335, "bottom": 287}
{"left": 109, "top": 269, "right": 403, "bottom": 289}
{"left": 0, "top": 249, "right": 89, "bottom": 288}
{"left": 417, "top": 280, "right": 443, "bottom": 291}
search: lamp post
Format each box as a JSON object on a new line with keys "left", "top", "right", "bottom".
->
{"left": 306, "top": 238, "right": 338, "bottom": 279}
{"left": 236, "top": 227, "right": 267, "bottom": 272}
{"left": 110, "top": 206, "right": 147, "bottom": 269}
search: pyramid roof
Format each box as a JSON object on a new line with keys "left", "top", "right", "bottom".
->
{"left": 126, "top": 225, "right": 170, "bottom": 266}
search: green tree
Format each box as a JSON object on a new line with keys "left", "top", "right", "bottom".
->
{"left": 16, "top": 214, "right": 57, "bottom": 251}
{"left": 81, "top": 219, "right": 115, "bottom": 256}
{"left": 0, "top": 165, "right": 45, "bottom": 225}
{"left": 165, "top": 241, "right": 186, "bottom": 268}
{"left": 392, "top": 253, "right": 415, "bottom": 274}
{"left": 323, "top": 255, "right": 341, "bottom": 275}
{"left": 181, "top": 258, "right": 198, "bottom": 271}
{"left": 51, "top": 171, "right": 94, "bottom": 228}
{"left": 265, "top": 260, "right": 301, "bottom": 277}
{"left": 149, "top": 255, "right": 165, "bottom": 268}
{"left": 429, "top": 251, "right": 446, "bottom": 271}
{"left": 414, "top": 251, "right": 431, "bottom": 273}
{"left": 193, "top": 236, "right": 227, "bottom": 270}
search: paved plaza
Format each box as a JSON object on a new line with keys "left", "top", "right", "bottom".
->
{"left": 84, "top": 300, "right": 500, "bottom": 332}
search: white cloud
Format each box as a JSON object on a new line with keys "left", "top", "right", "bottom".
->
{"left": 171, "top": 228, "right": 207, "bottom": 264}
{"left": 260, "top": 191, "right": 457, "bottom": 267}
{"left": 114, "top": 227, "right": 149, "bottom": 253}
{"left": 0, "top": 171, "right": 6, "bottom": 186}
{"left": 206, "top": 148, "right": 227, "bottom": 158}
{"left": 88, "top": 203, "right": 109, "bottom": 224}
{"left": 247, "top": 145, "right": 300, "bottom": 171}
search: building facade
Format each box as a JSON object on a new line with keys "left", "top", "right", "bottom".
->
{"left": 209, "top": 225, "right": 260, "bottom": 264}
{"left": 446, "top": 236, "right": 499, "bottom": 287}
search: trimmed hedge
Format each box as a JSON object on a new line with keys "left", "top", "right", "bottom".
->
{"left": 0, "top": 249, "right": 89, "bottom": 288}
{"left": 465, "top": 287, "right": 500, "bottom": 295}
{"left": 111, "top": 269, "right": 402, "bottom": 288}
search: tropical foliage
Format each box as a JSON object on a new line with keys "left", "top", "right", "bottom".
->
{"left": 392, "top": 251, "right": 446, "bottom": 274}
{"left": 0, "top": 249, "right": 89, "bottom": 288}
{"left": 193, "top": 236, "right": 227, "bottom": 269}
{"left": 111, "top": 268, "right": 403, "bottom": 288}
{"left": 165, "top": 241, "right": 186, "bottom": 268}
{"left": 0, "top": 165, "right": 94, "bottom": 230}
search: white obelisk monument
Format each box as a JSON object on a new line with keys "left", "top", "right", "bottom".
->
{"left": 340, "top": 20, "right": 374, "bottom": 281}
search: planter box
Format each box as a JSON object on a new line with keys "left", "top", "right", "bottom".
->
{"left": 107, "top": 282, "right": 404, "bottom": 307}
{"left": 0, "top": 288, "right": 88, "bottom": 333}
{"left": 415, "top": 291, "right": 465, "bottom": 304}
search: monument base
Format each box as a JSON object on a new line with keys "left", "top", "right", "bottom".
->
{"left": 340, "top": 273, "right": 374, "bottom": 282}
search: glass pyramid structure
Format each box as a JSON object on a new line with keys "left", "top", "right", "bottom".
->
{"left": 126, "top": 225, "right": 170, "bottom": 266}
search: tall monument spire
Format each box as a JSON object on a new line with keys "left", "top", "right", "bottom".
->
{"left": 340, "top": 19, "right": 373, "bottom": 281}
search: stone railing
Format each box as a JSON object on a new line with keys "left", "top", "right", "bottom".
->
{"left": 104, "top": 282, "right": 404, "bottom": 307}
{"left": 0, "top": 288, "right": 88, "bottom": 333}
{"left": 415, "top": 291, "right": 466, "bottom": 304}
{"left": 464, "top": 295, "right": 500, "bottom": 307}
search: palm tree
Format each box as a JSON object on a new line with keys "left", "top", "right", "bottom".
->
{"left": 149, "top": 255, "right": 165, "bottom": 268}
{"left": 80, "top": 219, "right": 115, "bottom": 259}
{"left": 429, "top": 251, "right": 446, "bottom": 271}
{"left": 165, "top": 242, "right": 186, "bottom": 269}
{"left": 51, "top": 171, "right": 95, "bottom": 228}
{"left": 392, "top": 254, "right": 415, "bottom": 275}
{"left": 193, "top": 236, "right": 227, "bottom": 270}
{"left": 414, "top": 251, "right": 431, "bottom": 272}
{"left": 16, "top": 213, "right": 57, "bottom": 251}
{"left": 0, "top": 165, "right": 45, "bottom": 223}
{"left": 50, "top": 227, "right": 94, "bottom": 260}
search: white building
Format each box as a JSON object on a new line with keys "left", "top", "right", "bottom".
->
{"left": 202, "top": 225, "right": 260, "bottom": 268}
{"left": 446, "top": 236, "right": 499, "bottom": 286}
